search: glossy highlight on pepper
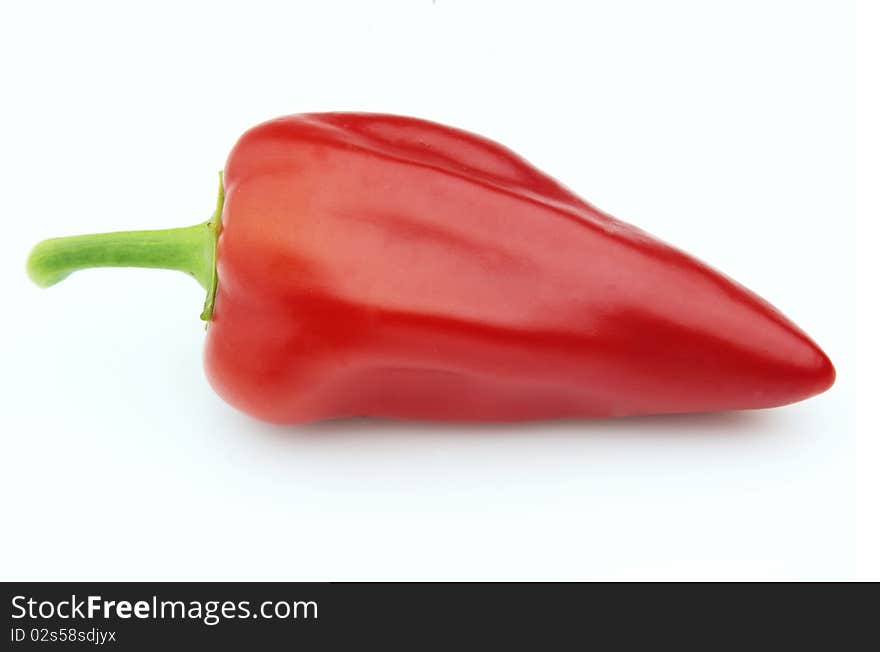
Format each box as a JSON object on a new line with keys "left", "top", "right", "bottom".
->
{"left": 26, "top": 112, "right": 835, "bottom": 424}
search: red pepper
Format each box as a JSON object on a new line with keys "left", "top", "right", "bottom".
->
{"left": 27, "top": 113, "right": 834, "bottom": 423}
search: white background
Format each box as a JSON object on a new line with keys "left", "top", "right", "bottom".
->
{"left": 0, "top": 0, "right": 875, "bottom": 580}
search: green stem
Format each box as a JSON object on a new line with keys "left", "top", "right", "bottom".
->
{"left": 26, "top": 174, "right": 223, "bottom": 321}
{"left": 27, "top": 223, "right": 215, "bottom": 289}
